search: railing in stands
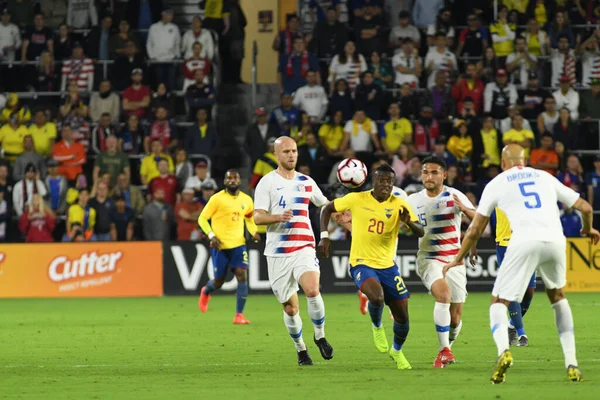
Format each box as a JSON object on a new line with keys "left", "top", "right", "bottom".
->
{"left": 251, "top": 40, "right": 258, "bottom": 113}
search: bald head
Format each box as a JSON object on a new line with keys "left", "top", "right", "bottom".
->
{"left": 274, "top": 136, "right": 298, "bottom": 172}
{"left": 501, "top": 144, "right": 526, "bottom": 170}
{"left": 274, "top": 136, "right": 296, "bottom": 152}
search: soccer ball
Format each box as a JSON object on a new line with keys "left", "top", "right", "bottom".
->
{"left": 337, "top": 158, "right": 368, "bottom": 188}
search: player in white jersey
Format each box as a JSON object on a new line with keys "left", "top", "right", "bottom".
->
{"left": 254, "top": 136, "right": 334, "bottom": 366}
{"left": 406, "top": 156, "right": 476, "bottom": 368}
{"left": 444, "top": 144, "right": 599, "bottom": 384}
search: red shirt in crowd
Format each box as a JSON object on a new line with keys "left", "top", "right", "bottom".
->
{"left": 148, "top": 120, "right": 174, "bottom": 148}
{"left": 175, "top": 201, "right": 204, "bottom": 240}
{"left": 149, "top": 175, "right": 179, "bottom": 206}
{"left": 19, "top": 211, "right": 56, "bottom": 242}
{"left": 451, "top": 78, "right": 484, "bottom": 114}
{"left": 183, "top": 57, "right": 212, "bottom": 80}
{"left": 123, "top": 85, "right": 151, "bottom": 119}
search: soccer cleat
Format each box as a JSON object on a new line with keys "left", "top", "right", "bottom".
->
{"left": 490, "top": 350, "right": 513, "bottom": 384}
{"left": 508, "top": 327, "right": 518, "bottom": 346}
{"left": 198, "top": 287, "right": 211, "bottom": 313}
{"left": 389, "top": 348, "right": 412, "bottom": 370}
{"left": 358, "top": 292, "right": 368, "bottom": 315}
{"left": 567, "top": 365, "right": 583, "bottom": 382}
{"left": 372, "top": 325, "right": 389, "bottom": 353}
{"left": 314, "top": 336, "right": 334, "bottom": 360}
{"left": 433, "top": 347, "right": 455, "bottom": 368}
{"left": 297, "top": 350, "right": 313, "bottom": 366}
{"left": 233, "top": 313, "right": 251, "bottom": 324}
{"left": 517, "top": 335, "right": 529, "bottom": 347}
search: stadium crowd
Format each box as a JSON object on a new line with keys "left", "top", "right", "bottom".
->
{"left": 0, "top": 0, "right": 596, "bottom": 242}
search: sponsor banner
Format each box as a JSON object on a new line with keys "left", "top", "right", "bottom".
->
{"left": 163, "top": 238, "right": 501, "bottom": 295}
{"left": 565, "top": 238, "right": 600, "bottom": 292}
{"left": 0, "top": 242, "right": 163, "bottom": 298}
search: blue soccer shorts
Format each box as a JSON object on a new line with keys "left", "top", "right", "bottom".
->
{"left": 350, "top": 264, "right": 410, "bottom": 304}
{"left": 211, "top": 245, "right": 249, "bottom": 279}
{"left": 496, "top": 245, "right": 536, "bottom": 289}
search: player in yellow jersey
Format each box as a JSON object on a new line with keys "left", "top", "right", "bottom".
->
{"left": 319, "top": 164, "right": 424, "bottom": 370}
{"left": 493, "top": 207, "right": 536, "bottom": 347}
{"left": 197, "top": 169, "right": 260, "bottom": 324}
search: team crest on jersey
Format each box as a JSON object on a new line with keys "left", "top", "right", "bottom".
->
{"left": 385, "top": 208, "right": 393, "bottom": 219}
{"left": 296, "top": 184, "right": 306, "bottom": 192}
{"left": 240, "top": 204, "right": 245, "bottom": 210}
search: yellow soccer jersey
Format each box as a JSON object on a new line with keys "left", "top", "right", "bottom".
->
{"left": 495, "top": 207, "right": 511, "bottom": 247}
{"left": 198, "top": 190, "right": 257, "bottom": 250}
{"left": 334, "top": 191, "right": 417, "bottom": 269}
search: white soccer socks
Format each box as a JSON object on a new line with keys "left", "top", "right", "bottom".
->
{"left": 434, "top": 302, "right": 451, "bottom": 350}
{"left": 490, "top": 303, "right": 510, "bottom": 357}
{"left": 552, "top": 299, "right": 578, "bottom": 368}
{"left": 284, "top": 311, "right": 307, "bottom": 351}
{"left": 307, "top": 294, "right": 326, "bottom": 340}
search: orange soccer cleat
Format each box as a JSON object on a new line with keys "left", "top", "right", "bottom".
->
{"left": 198, "top": 286, "right": 211, "bottom": 313}
{"left": 233, "top": 313, "right": 251, "bottom": 324}
{"left": 358, "top": 291, "right": 368, "bottom": 315}
{"left": 433, "top": 347, "right": 455, "bottom": 368}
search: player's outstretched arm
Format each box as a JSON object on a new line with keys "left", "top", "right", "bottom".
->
{"left": 443, "top": 212, "right": 490, "bottom": 276}
{"left": 317, "top": 202, "right": 338, "bottom": 258}
{"left": 572, "top": 198, "right": 600, "bottom": 245}
{"left": 253, "top": 209, "right": 293, "bottom": 225}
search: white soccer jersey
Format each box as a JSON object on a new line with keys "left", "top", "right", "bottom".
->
{"left": 477, "top": 167, "right": 580, "bottom": 242}
{"left": 254, "top": 171, "right": 327, "bottom": 257}
{"left": 407, "top": 186, "right": 475, "bottom": 262}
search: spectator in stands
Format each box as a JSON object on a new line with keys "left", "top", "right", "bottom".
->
{"left": 175, "top": 188, "right": 203, "bottom": 240}
{"left": 244, "top": 107, "right": 278, "bottom": 164}
{"left": 273, "top": 14, "right": 303, "bottom": 56}
{"left": 474, "top": 164, "right": 498, "bottom": 199}
{"left": 309, "top": 6, "right": 349, "bottom": 60}
{"left": 61, "top": 42, "right": 94, "bottom": 92}
{"left": 499, "top": 104, "right": 531, "bottom": 134}
{"left": 185, "top": 159, "right": 216, "bottom": 193}
{"left": 298, "top": 131, "right": 328, "bottom": 184}
{"left": 219, "top": 0, "right": 246, "bottom": 84}
{"left": 270, "top": 93, "right": 300, "bottom": 136}
{"left": 490, "top": 5, "right": 515, "bottom": 62}
{"left": 64, "top": 109, "right": 91, "bottom": 152}
{"left": 471, "top": 113, "right": 501, "bottom": 171}
{"left": 0, "top": 163, "right": 12, "bottom": 212}
{"left": 60, "top": 81, "right": 89, "bottom": 119}
{"left": 328, "top": 41, "right": 367, "bottom": 93}
{"left": 425, "top": 31, "right": 457, "bottom": 89}
{"left": 182, "top": 42, "right": 212, "bottom": 91}
{"left": 520, "top": 71, "right": 548, "bottom": 120}
{"left": 54, "top": 23, "right": 73, "bottom": 61}
{"left": 537, "top": 95, "right": 559, "bottom": 135}
{"left": 477, "top": 46, "right": 500, "bottom": 84}
{"left": 586, "top": 156, "right": 600, "bottom": 218}
{"left": 109, "top": 19, "right": 140, "bottom": 59}
{"left": 530, "top": 133, "right": 559, "bottom": 175}
{"left": 446, "top": 119, "right": 473, "bottom": 171}
{"left": 19, "top": 193, "right": 56, "bottom": 242}
{"left": 1, "top": 93, "right": 31, "bottom": 124}
{"left": 86, "top": 15, "right": 112, "bottom": 60}
{"left": 198, "top": 179, "right": 217, "bottom": 206}
{"left": 66, "top": 0, "right": 98, "bottom": 29}
{"left": 13, "top": 163, "right": 47, "bottom": 216}
{"left": 389, "top": 10, "right": 421, "bottom": 53}
{"left": 143, "top": 187, "right": 174, "bottom": 240}
{"left": 423, "top": 71, "right": 454, "bottom": 120}
{"left": 249, "top": 137, "right": 277, "bottom": 189}
{"left": 553, "top": 107, "right": 579, "bottom": 151}
{"left": 185, "top": 108, "right": 218, "bottom": 157}
{"left": 150, "top": 82, "right": 176, "bottom": 118}
{"left": 292, "top": 70, "right": 328, "bottom": 123}
{"left": 0, "top": 113, "right": 30, "bottom": 163}
{"left": 0, "top": 9, "right": 21, "bottom": 67}
{"left": 452, "top": 63, "right": 484, "bottom": 115}
{"left": 140, "top": 139, "right": 174, "bottom": 186}
{"left": 186, "top": 69, "right": 216, "bottom": 121}
{"left": 127, "top": 0, "right": 163, "bottom": 31}
{"left": 145, "top": 105, "right": 176, "bottom": 153}
{"left": 426, "top": 7, "right": 455, "bottom": 48}
{"left": 354, "top": 71, "right": 384, "bottom": 120}
{"left": 90, "top": 80, "right": 121, "bottom": 123}
{"left": 550, "top": 35, "right": 576, "bottom": 87}
{"left": 147, "top": 9, "right": 181, "bottom": 91}
{"left": 40, "top": 0, "right": 68, "bottom": 29}
{"left": 579, "top": 31, "right": 600, "bottom": 88}
{"left": 342, "top": 109, "right": 381, "bottom": 167}
{"left": 309, "top": 0, "right": 342, "bottom": 23}
{"left": 53, "top": 124, "right": 86, "bottom": 183}
{"left": 21, "top": 14, "right": 54, "bottom": 64}
{"left": 412, "top": 0, "right": 443, "bottom": 28}
{"left": 122, "top": 68, "right": 151, "bottom": 120}
{"left": 579, "top": 77, "right": 600, "bottom": 148}
{"left": 400, "top": 158, "right": 424, "bottom": 191}
{"left": 119, "top": 114, "right": 144, "bottom": 154}
{"left": 148, "top": 158, "right": 179, "bottom": 207}
{"left": 413, "top": 106, "right": 439, "bottom": 154}
{"left": 354, "top": 3, "right": 385, "bottom": 57}
{"left": 380, "top": 103, "right": 411, "bottom": 159}
{"left": 456, "top": 13, "right": 487, "bottom": 59}
{"left": 505, "top": 36, "right": 537, "bottom": 90}
{"left": 110, "top": 195, "right": 135, "bottom": 241}
{"left": 112, "top": 172, "right": 145, "bottom": 214}
{"left": 560, "top": 205, "right": 583, "bottom": 238}
{"left": 318, "top": 110, "right": 345, "bottom": 158}
{"left": 368, "top": 51, "right": 393, "bottom": 89}
{"left": 278, "top": 37, "right": 319, "bottom": 94}
{"left": 484, "top": 68, "right": 517, "bottom": 120}
{"left": 65, "top": 189, "right": 96, "bottom": 241}
{"left": 174, "top": 148, "right": 193, "bottom": 189}
{"left": 503, "top": 114, "right": 535, "bottom": 157}
{"left": 397, "top": 83, "right": 419, "bottom": 120}
{"left": 93, "top": 134, "right": 130, "bottom": 185}
{"left": 391, "top": 38, "right": 421, "bottom": 88}
{"left": 547, "top": 10, "right": 575, "bottom": 49}
{"left": 28, "top": 109, "right": 57, "bottom": 157}
{"left": 432, "top": 139, "right": 457, "bottom": 167}
{"left": 14, "top": 136, "right": 46, "bottom": 181}
{"left": 182, "top": 15, "right": 215, "bottom": 60}
{"left": 557, "top": 154, "right": 585, "bottom": 195}
{"left": 290, "top": 112, "right": 312, "bottom": 147}
{"left": 45, "top": 159, "right": 68, "bottom": 214}
{"left": 87, "top": 181, "right": 112, "bottom": 241}
{"left": 553, "top": 75, "right": 580, "bottom": 120}
{"left": 32, "top": 50, "right": 58, "bottom": 92}
{"left": 329, "top": 79, "right": 353, "bottom": 121}
{"left": 523, "top": 17, "right": 550, "bottom": 58}
{"left": 112, "top": 40, "right": 145, "bottom": 91}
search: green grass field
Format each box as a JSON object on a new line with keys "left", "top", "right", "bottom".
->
{"left": 1, "top": 293, "right": 599, "bottom": 399}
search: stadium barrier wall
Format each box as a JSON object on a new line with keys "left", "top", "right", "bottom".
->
{"left": 0, "top": 242, "right": 163, "bottom": 298}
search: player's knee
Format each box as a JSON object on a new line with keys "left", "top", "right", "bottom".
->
{"left": 524, "top": 288, "right": 535, "bottom": 302}
{"left": 369, "top": 293, "right": 385, "bottom": 307}
{"left": 546, "top": 288, "right": 565, "bottom": 304}
{"left": 213, "top": 279, "right": 224, "bottom": 289}
{"left": 304, "top": 287, "right": 320, "bottom": 298}
{"left": 234, "top": 269, "right": 247, "bottom": 282}
{"left": 435, "top": 290, "right": 451, "bottom": 304}
{"left": 283, "top": 304, "right": 299, "bottom": 316}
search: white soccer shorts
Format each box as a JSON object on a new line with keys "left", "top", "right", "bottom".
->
{"left": 417, "top": 258, "right": 468, "bottom": 303}
{"left": 266, "top": 247, "right": 320, "bottom": 303}
{"left": 492, "top": 239, "right": 566, "bottom": 302}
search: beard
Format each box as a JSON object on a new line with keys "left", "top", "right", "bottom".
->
{"left": 226, "top": 185, "right": 240, "bottom": 193}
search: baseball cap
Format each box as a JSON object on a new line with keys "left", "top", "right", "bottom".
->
{"left": 131, "top": 68, "right": 143, "bottom": 76}
{"left": 255, "top": 107, "right": 267, "bottom": 116}
{"left": 496, "top": 69, "right": 508, "bottom": 77}
{"left": 47, "top": 159, "right": 58, "bottom": 167}
{"left": 560, "top": 74, "right": 572, "bottom": 83}
{"left": 201, "top": 180, "right": 217, "bottom": 190}
{"left": 182, "top": 188, "right": 195, "bottom": 194}
{"left": 528, "top": 71, "right": 538, "bottom": 80}
{"left": 196, "top": 160, "right": 208, "bottom": 168}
